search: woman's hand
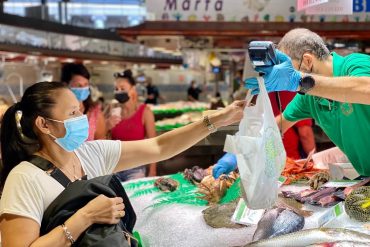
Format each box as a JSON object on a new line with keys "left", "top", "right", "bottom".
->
{"left": 79, "top": 195, "right": 125, "bottom": 225}
{"left": 107, "top": 115, "right": 121, "bottom": 130}
{"left": 210, "top": 100, "right": 245, "bottom": 128}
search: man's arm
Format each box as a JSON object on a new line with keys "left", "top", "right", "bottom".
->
{"left": 306, "top": 75, "right": 370, "bottom": 104}
{"left": 245, "top": 50, "right": 370, "bottom": 105}
{"left": 297, "top": 125, "right": 316, "bottom": 155}
{"left": 276, "top": 113, "right": 296, "bottom": 134}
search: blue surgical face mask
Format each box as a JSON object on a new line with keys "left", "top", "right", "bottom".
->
{"left": 47, "top": 115, "right": 89, "bottom": 152}
{"left": 70, "top": 87, "right": 90, "bottom": 101}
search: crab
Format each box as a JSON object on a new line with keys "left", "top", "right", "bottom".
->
{"left": 197, "top": 172, "right": 239, "bottom": 204}
{"left": 154, "top": 177, "right": 179, "bottom": 192}
{"left": 183, "top": 166, "right": 210, "bottom": 184}
{"left": 309, "top": 171, "right": 330, "bottom": 190}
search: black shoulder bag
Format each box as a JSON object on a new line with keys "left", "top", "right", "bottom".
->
{"left": 27, "top": 155, "right": 137, "bottom": 247}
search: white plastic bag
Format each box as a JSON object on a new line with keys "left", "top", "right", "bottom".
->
{"left": 224, "top": 77, "right": 286, "bottom": 209}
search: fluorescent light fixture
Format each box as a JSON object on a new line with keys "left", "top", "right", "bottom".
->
{"left": 334, "top": 43, "right": 346, "bottom": 48}
{"left": 46, "top": 57, "right": 58, "bottom": 62}
{"left": 64, "top": 58, "right": 75, "bottom": 63}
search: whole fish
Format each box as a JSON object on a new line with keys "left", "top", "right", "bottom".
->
{"left": 282, "top": 187, "right": 340, "bottom": 206}
{"left": 276, "top": 196, "right": 313, "bottom": 217}
{"left": 252, "top": 208, "right": 280, "bottom": 241}
{"left": 304, "top": 187, "right": 337, "bottom": 204}
{"left": 344, "top": 177, "right": 370, "bottom": 197}
{"left": 308, "top": 241, "right": 370, "bottom": 247}
{"left": 252, "top": 208, "right": 304, "bottom": 241}
{"left": 245, "top": 228, "right": 370, "bottom": 247}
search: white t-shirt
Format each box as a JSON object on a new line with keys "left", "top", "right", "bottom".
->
{"left": 0, "top": 140, "right": 121, "bottom": 226}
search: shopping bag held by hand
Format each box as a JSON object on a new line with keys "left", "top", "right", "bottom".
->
{"left": 224, "top": 77, "right": 286, "bottom": 209}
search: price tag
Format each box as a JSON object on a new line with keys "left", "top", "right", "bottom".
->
{"left": 231, "top": 199, "right": 265, "bottom": 226}
{"left": 278, "top": 176, "right": 287, "bottom": 187}
{"left": 323, "top": 180, "right": 360, "bottom": 188}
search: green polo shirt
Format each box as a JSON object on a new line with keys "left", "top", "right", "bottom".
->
{"left": 283, "top": 52, "right": 370, "bottom": 175}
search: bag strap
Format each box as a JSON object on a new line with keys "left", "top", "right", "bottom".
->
{"left": 27, "top": 155, "right": 72, "bottom": 188}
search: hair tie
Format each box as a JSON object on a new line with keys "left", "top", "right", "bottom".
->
{"left": 15, "top": 110, "right": 24, "bottom": 137}
{"left": 15, "top": 107, "right": 36, "bottom": 144}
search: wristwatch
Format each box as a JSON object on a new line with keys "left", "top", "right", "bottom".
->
{"left": 203, "top": 115, "right": 217, "bottom": 133}
{"left": 298, "top": 74, "right": 315, "bottom": 95}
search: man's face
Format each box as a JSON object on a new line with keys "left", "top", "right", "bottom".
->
{"left": 280, "top": 48, "right": 313, "bottom": 73}
{"left": 297, "top": 56, "right": 314, "bottom": 74}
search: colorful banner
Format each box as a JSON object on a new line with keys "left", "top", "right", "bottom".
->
{"left": 305, "top": 0, "right": 353, "bottom": 15}
{"left": 297, "top": 0, "right": 329, "bottom": 11}
{"left": 146, "top": 0, "right": 369, "bottom": 22}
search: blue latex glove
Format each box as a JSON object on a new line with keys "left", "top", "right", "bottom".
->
{"left": 213, "top": 153, "right": 237, "bottom": 179}
{"left": 245, "top": 50, "right": 302, "bottom": 94}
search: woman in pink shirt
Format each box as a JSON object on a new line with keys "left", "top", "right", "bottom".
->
{"left": 108, "top": 70, "right": 157, "bottom": 181}
{"left": 61, "top": 63, "right": 106, "bottom": 141}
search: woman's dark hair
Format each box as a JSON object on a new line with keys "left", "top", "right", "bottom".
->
{"left": 114, "top": 69, "right": 136, "bottom": 86}
{"left": 0, "top": 81, "right": 68, "bottom": 189}
{"left": 82, "top": 95, "right": 96, "bottom": 114}
{"left": 61, "top": 63, "right": 90, "bottom": 84}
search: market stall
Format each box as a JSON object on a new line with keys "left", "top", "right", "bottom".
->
{"left": 123, "top": 156, "right": 370, "bottom": 247}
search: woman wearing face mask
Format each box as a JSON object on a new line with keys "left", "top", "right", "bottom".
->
{"left": 0, "top": 81, "right": 244, "bottom": 246}
{"left": 108, "top": 70, "right": 157, "bottom": 179}
{"left": 61, "top": 63, "right": 106, "bottom": 140}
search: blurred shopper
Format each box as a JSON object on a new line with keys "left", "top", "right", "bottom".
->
{"left": 187, "top": 80, "right": 202, "bottom": 101}
{"left": 145, "top": 77, "right": 163, "bottom": 105}
{"left": 108, "top": 70, "right": 157, "bottom": 180}
{"left": 135, "top": 74, "right": 147, "bottom": 103}
{"left": 233, "top": 70, "right": 243, "bottom": 93}
{"left": 61, "top": 63, "right": 106, "bottom": 140}
{"left": 210, "top": 92, "right": 225, "bottom": 110}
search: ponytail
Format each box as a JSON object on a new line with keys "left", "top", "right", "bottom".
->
{"left": 114, "top": 69, "right": 136, "bottom": 86}
{"left": 0, "top": 81, "right": 68, "bottom": 188}
{"left": 1, "top": 103, "right": 36, "bottom": 188}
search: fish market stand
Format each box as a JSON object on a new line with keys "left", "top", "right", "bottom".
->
{"left": 122, "top": 178, "right": 370, "bottom": 247}
{"left": 123, "top": 177, "right": 255, "bottom": 247}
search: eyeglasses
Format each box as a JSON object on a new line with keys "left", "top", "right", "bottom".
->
{"left": 298, "top": 57, "right": 304, "bottom": 71}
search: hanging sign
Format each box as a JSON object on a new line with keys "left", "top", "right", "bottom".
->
{"left": 297, "top": 0, "right": 329, "bottom": 11}
{"left": 305, "top": 0, "right": 353, "bottom": 15}
{"left": 146, "top": 0, "right": 366, "bottom": 22}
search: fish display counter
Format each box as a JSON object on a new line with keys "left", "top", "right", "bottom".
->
{"left": 122, "top": 174, "right": 254, "bottom": 247}
{"left": 122, "top": 172, "right": 370, "bottom": 247}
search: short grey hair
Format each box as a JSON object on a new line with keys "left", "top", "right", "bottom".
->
{"left": 278, "top": 28, "right": 330, "bottom": 61}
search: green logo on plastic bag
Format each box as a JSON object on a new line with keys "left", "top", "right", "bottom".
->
{"left": 264, "top": 127, "right": 284, "bottom": 178}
